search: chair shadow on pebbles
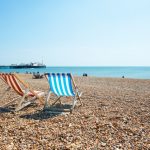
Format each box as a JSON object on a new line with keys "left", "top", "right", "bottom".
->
{"left": 19, "top": 105, "right": 70, "bottom": 120}
{"left": 0, "top": 107, "right": 13, "bottom": 113}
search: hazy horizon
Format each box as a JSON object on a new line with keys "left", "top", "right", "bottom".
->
{"left": 0, "top": 0, "right": 150, "bottom": 66}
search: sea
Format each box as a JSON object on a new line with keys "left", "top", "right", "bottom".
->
{"left": 0, "top": 66, "right": 150, "bottom": 79}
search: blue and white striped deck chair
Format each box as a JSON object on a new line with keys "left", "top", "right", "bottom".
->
{"left": 44, "top": 73, "right": 82, "bottom": 112}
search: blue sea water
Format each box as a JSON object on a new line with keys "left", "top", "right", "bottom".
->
{"left": 0, "top": 67, "right": 150, "bottom": 79}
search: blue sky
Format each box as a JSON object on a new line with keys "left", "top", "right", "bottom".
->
{"left": 0, "top": 0, "right": 150, "bottom": 66}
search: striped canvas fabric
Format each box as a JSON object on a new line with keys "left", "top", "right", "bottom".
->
{"left": 46, "top": 73, "right": 75, "bottom": 96}
{"left": 0, "top": 73, "right": 24, "bottom": 96}
{"left": 0, "top": 73, "right": 42, "bottom": 97}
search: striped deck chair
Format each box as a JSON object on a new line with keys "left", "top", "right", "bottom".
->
{"left": 0, "top": 73, "right": 45, "bottom": 111}
{"left": 44, "top": 73, "right": 82, "bottom": 112}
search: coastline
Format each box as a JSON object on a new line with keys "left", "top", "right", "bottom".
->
{"left": 1, "top": 66, "right": 150, "bottom": 79}
{"left": 0, "top": 74, "right": 149, "bottom": 149}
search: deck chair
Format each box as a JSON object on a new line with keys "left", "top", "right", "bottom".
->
{"left": 0, "top": 73, "right": 45, "bottom": 111}
{"left": 44, "top": 73, "right": 82, "bottom": 112}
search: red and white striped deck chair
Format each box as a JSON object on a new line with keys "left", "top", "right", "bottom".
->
{"left": 0, "top": 73, "right": 45, "bottom": 111}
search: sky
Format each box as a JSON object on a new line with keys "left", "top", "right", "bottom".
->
{"left": 0, "top": 0, "right": 150, "bottom": 66}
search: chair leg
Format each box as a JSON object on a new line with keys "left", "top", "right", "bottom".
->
{"left": 15, "top": 98, "right": 29, "bottom": 111}
{"left": 77, "top": 92, "right": 83, "bottom": 106}
{"left": 15, "top": 89, "right": 29, "bottom": 111}
{"left": 44, "top": 91, "right": 51, "bottom": 109}
{"left": 15, "top": 97, "right": 37, "bottom": 111}
{"left": 70, "top": 96, "right": 77, "bottom": 112}
{"left": 15, "top": 97, "right": 27, "bottom": 111}
{"left": 51, "top": 96, "right": 61, "bottom": 106}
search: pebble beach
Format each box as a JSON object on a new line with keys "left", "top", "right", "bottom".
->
{"left": 0, "top": 74, "right": 150, "bottom": 149}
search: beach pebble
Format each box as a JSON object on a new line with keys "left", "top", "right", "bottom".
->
{"left": 101, "top": 142, "right": 107, "bottom": 147}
